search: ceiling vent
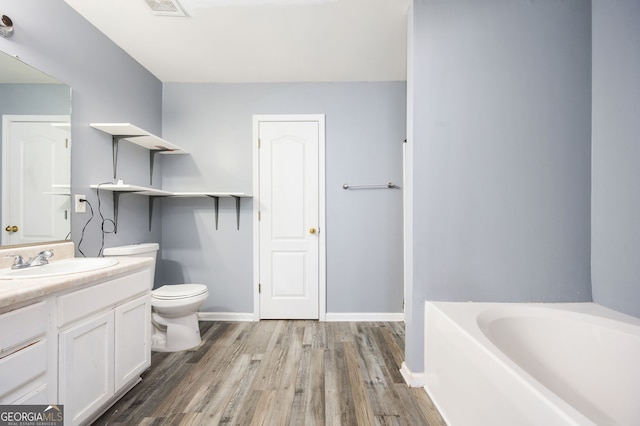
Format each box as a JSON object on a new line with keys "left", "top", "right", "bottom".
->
{"left": 144, "top": 0, "right": 187, "bottom": 16}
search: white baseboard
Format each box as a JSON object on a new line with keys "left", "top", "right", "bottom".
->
{"left": 324, "top": 312, "right": 404, "bottom": 322}
{"left": 198, "top": 312, "right": 403, "bottom": 323}
{"left": 400, "top": 362, "right": 425, "bottom": 387}
{"left": 198, "top": 312, "right": 255, "bottom": 322}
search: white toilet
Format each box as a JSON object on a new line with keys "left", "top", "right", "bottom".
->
{"left": 103, "top": 243, "right": 208, "bottom": 352}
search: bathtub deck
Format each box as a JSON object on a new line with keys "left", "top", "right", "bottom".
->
{"left": 95, "top": 320, "right": 446, "bottom": 425}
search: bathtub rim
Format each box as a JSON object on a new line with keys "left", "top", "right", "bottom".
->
{"left": 423, "top": 301, "right": 640, "bottom": 426}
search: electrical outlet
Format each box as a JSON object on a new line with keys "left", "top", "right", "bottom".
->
{"left": 74, "top": 194, "right": 86, "bottom": 213}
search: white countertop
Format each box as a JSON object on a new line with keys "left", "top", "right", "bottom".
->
{"left": 0, "top": 242, "right": 153, "bottom": 311}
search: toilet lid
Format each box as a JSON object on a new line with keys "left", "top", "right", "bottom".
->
{"left": 152, "top": 284, "right": 208, "bottom": 300}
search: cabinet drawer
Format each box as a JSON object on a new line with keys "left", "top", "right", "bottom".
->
{"left": 57, "top": 268, "right": 151, "bottom": 327}
{"left": 0, "top": 301, "right": 47, "bottom": 357}
{"left": 0, "top": 340, "right": 47, "bottom": 400}
{"left": 13, "top": 383, "right": 49, "bottom": 405}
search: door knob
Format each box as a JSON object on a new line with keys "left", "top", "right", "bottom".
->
{"left": 309, "top": 228, "right": 317, "bottom": 234}
{"left": 5, "top": 225, "right": 18, "bottom": 233}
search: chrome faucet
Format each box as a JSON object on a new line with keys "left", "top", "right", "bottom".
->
{"left": 4, "top": 250, "right": 54, "bottom": 269}
{"left": 27, "top": 250, "right": 54, "bottom": 267}
{"left": 4, "top": 254, "right": 27, "bottom": 269}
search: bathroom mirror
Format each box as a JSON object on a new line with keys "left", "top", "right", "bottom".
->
{"left": 0, "top": 50, "right": 72, "bottom": 247}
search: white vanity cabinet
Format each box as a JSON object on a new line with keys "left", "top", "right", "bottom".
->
{"left": 59, "top": 311, "right": 114, "bottom": 424}
{"left": 114, "top": 295, "right": 151, "bottom": 390}
{"left": 0, "top": 301, "right": 56, "bottom": 404}
{"left": 57, "top": 268, "right": 152, "bottom": 426}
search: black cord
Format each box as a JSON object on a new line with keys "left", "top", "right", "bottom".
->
{"left": 77, "top": 199, "right": 94, "bottom": 257}
{"left": 77, "top": 183, "right": 117, "bottom": 257}
{"left": 96, "top": 183, "right": 116, "bottom": 257}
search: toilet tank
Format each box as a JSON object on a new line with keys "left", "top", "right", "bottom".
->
{"left": 103, "top": 243, "right": 159, "bottom": 286}
{"left": 103, "top": 243, "right": 159, "bottom": 261}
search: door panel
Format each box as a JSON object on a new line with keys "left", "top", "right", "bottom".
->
{"left": 259, "top": 120, "right": 319, "bottom": 319}
{"left": 2, "top": 116, "right": 70, "bottom": 245}
{"left": 272, "top": 252, "right": 306, "bottom": 297}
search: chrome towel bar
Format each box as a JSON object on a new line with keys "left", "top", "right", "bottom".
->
{"left": 342, "top": 182, "right": 400, "bottom": 190}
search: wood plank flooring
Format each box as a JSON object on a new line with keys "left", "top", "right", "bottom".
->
{"left": 94, "top": 321, "right": 446, "bottom": 426}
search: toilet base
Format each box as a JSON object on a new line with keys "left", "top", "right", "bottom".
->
{"left": 151, "top": 311, "right": 202, "bottom": 352}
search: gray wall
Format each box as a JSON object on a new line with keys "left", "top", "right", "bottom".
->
{"left": 0, "top": 84, "right": 69, "bottom": 116}
{"left": 591, "top": 0, "right": 640, "bottom": 317}
{"left": 162, "top": 82, "right": 406, "bottom": 313}
{"left": 405, "top": 0, "right": 592, "bottom": 372}
{"left": 0, "top": 0, "right": 163, "bottom": 266}
{"left": 8, "top": 0, "right": 634, "bottom": 383}
{"left": 2, "top": 1, "right": 406, "bottom": 315}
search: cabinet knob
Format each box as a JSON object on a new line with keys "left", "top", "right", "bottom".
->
{"left": 5, "top": 225, "right": 18, "bottom": 233}
{"left": 309, "top": 228, "right": 317, "bottom": 234}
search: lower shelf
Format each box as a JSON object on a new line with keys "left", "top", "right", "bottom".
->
{"left": 90, "top": 184, "right": 252, "bottom": 231}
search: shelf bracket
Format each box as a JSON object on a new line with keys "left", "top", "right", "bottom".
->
{"left": 148, "top": 195, "right": 171, "bottom": 231}
{"left": 111, "top": 135, "right": 143, "bottom": 179}
{"left": 149, "top": 148, "right": 173, "bottom": 185}
{"left": 112, "top": 191, "right": 122, "bottom": 233}
{"left": 110, "top": 190, "right": 143, "bottom": 234}
{"left": 204, "top": 196, "right": 242, "bottom": 230}
{"left": 206, "top": 196, "right": 220, "bottom": 230}
{"left": 231, "top": 196, "right": 241, "bottom": 230}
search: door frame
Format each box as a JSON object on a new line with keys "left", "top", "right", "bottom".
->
{"left": 252, "top": 114, "right": 326, "bottom": 321}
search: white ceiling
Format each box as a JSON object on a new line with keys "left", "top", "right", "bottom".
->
{"left": 63, "top": 0, "right": 409, "bottom": 83}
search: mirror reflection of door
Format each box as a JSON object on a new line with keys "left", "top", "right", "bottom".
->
{"left": 2, "top": 115, "right": 71, "bottom": 245}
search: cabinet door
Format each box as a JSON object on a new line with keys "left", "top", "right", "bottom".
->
{"left": 59, "top": 312, "right": 114, "bottom": 426}
{"left": 115, "top": 295, "right": 151, "bottom": 391}
{"left": 0, "top": 340, "right": 48, "bottom": 403}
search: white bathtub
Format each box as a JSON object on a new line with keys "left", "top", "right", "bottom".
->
{"left": 424, "top": 302, "right": 640, "bottom": 426}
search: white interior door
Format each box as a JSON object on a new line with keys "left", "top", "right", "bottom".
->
{"left": 257, "top": 117, "right": 324, "bottom": 319}
{"left": 2, "top": 115, "right": 70, "bottom": 245}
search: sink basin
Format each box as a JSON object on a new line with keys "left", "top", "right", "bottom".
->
{"left": 0, "top": 258, "right": 119, "bottom": 279}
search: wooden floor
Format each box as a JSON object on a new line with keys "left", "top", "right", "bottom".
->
{"left": 94, "top": 321, "right": 446, "bottom": 426}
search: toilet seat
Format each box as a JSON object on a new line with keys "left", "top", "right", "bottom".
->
{"left": 152, "top": 284, "right": 208, "bottom": 300}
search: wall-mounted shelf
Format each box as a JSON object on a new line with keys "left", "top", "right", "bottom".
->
{"left": 90, "top": 184, "right": 173, "bottom": 232}
{"left": 90, "top": 123, "right": 188, "bottom": 184}
{"left": 171, "top": 192, "right": 250, "bottom": 230}
{"left": 90, "top": 184, "right": 251, "bottom": 231}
